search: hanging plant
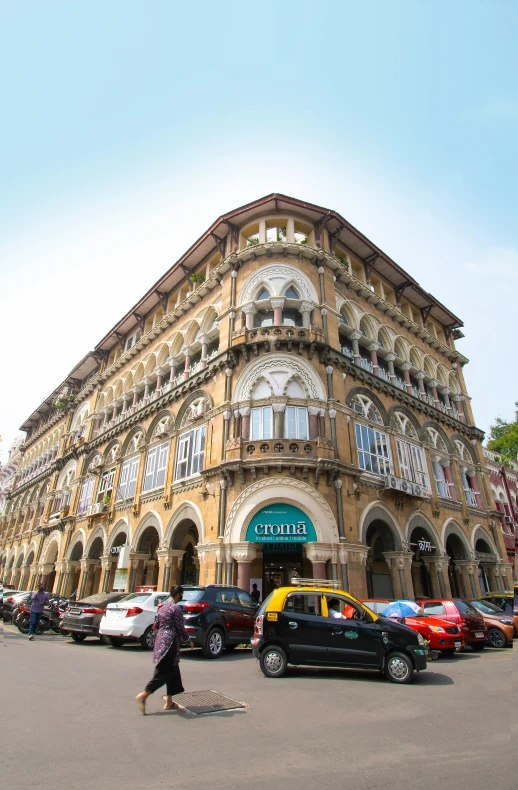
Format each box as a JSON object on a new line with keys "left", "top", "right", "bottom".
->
{"left": 189, "top": 272, "right": 206, "bottom": 285}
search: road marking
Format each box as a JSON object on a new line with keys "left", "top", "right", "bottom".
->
{"left": 3, "top": 625, "right": 21, "bottom": 635}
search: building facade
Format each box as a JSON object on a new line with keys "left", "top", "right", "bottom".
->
{"left": 483, "top": 447, "right": 517, "bottom": 582}
{"left": 1, "top": 194, "right": 513, "bottom": 601}
{"left": 0, "top": 436, "right": 24, "bottom": 518}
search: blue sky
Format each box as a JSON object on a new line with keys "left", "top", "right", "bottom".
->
{"left": 0, "top": 0, "right": 517, "bottom": 460}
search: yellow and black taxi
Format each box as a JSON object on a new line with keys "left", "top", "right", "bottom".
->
{"left": 251, "top": 579, "right": 428, "bottom": 684}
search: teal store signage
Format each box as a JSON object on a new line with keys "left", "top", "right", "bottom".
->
{"left": 246, "top": 504, "right": 317, "bottom": 543}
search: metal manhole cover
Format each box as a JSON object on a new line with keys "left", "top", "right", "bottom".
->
{"left": 171, "top": 690, "right": 248, "bottom": 715}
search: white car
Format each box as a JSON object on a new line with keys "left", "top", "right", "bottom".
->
{"left": 99, "top": 591, "right": 170, "bottom": 649}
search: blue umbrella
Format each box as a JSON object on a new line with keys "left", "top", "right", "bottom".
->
{"left": 382, "top": 600, "right": 421, "bottom": 618}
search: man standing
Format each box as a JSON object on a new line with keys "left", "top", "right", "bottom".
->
{"left": 28, "top": 584, "right": 49, "bottom": 640}
{"left": 250, "top": 583, "right": 261, "bottom": 604}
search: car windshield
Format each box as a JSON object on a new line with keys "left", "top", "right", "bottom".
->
{"left": 118, "top": 593, "right": 151, "bottom": 604}
{"left": 472, "top": 600, "right": 504, "bottom": 614}
{"left": 453, "top": 600, "right": 479, "bottom": 615}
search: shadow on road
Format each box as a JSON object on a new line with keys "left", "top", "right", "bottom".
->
{"left": 273, "top": 665, "right": 454, "bottom": 685}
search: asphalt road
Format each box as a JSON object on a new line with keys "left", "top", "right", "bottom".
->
{"left": 1, "top": 624, "right": 514, "bottom": 790}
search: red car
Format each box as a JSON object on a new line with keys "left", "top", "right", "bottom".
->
{"left": 415, "top": 599, "right": 487, "bottom": 651}
{"left": 362, "top": 600, "right": 464, "bottom": 656}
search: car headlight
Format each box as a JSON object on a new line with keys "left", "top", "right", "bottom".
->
{"left": 417, "top": 633, "right": 426, "bottom": 646}
{"left": 501, "top": 619, "right": 513, "bottom": 625}
{"left": 429, "top": 626, "right": 445, "bottom": 633}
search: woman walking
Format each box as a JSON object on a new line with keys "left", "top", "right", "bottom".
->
{"left": 136, "top": 585, "right": 193, "bottom": 715}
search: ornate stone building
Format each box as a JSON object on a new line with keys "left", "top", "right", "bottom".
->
{"left": 1, "top": 194, "right": 513, "bottom": 600}
{"left": 483, "top": 447, "right": 517, "bottom": 582}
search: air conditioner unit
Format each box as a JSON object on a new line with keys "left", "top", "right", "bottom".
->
{"left": 412, "top": 483, "right": 423, "bottom": 497}
{"left": 399, "top": 479, "right": 410, "bottom": 493}
{"left": 386, "top": 475, "right": 399, "bottom": 489}
{"left": 87, "top": 502, "right": 103, "bottom": 516}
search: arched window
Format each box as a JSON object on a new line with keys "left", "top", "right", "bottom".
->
{"left": 256, "top": 288, "right": 270, "bottom": 301}
{"left": 339, "top": 309, "right": 349, "bottom": 326}
{"left": 390, "top": 412, "right": 418, "bottom": 439}
{"left": 426, "top": 427, "right": 447, "bottom": 453}
{"left": 284, "top": 286, "right": 300, "bottom": 299}
{"left": 350, "top": 394, "right": 383, "bottom": 424}
{"left": 359, "top": 319, "right": 369, "bottom": 337}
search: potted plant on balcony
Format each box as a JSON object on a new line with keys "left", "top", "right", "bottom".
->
{"left": 189, "top": 272, "right": 205, "bottom": 286}
{"left": 101, "top": 494, "right": 111, "bottom": 512}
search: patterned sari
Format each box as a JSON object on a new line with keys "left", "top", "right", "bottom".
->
{"left": 152, "top": 600, "right": 189, "bottom": 664}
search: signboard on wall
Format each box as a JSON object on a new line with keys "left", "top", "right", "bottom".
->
{"left": 245, "top": 504, "right": 317, "bottom": 543}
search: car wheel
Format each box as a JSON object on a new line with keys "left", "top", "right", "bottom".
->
{"left": 108, "top": 637, "right": 124, "bottom": 648}
{"left": 470, "top": 643, "right": 485, "bottom": 651}
{"left": 259, "top": 646, "right": 288, "bottom": 678}
{"left": 141, "top": 627, "right": 156, "bottom": 650}
{"left": 71, "top": 632, "right": 87, "bottom": 643}
{"left": 486, "top": 628, "right": 506, "bottom": 648}
{"left": 202, "top": 628, "right": 225, "bottom": 659}
{"left": 384, "top": 652, "right": 413, "bottom": 684}
{"left": 440, "top": 648, "right": 456, "bottom": 657}
{"left": 99, "top": 634, "right": 111, "bottom": 645}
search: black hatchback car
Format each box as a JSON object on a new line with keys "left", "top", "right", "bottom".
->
{"left": 176, "top": 585, "right": 259, "bottom": 658}
{"left": 251, "top": 582, "right": 428, "bottom": 683}
{"left": 61, "top": 592, "right": 128, "bottom": 642}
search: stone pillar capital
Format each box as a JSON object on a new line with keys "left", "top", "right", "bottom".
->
{"left": 271, "top": 401, "right": 287, "bottom": 413}
{"left": 368, "top": 343, "right": 380, "bottom": 352}
{"left": 299, "top": 302, "right": 313, "bottom": 313}
{"left": 239, "top": 406, "right": 251, "bottom": 417}
{"left": 400, "top": 362, "right": 412, "bottom": 371}
{"left": 349, "top": 330, "right": 362, "bottom": 341}
{"left": 231, "top": 542, "right": 257, "bottom": 563}
{"left": 385, "top": 353, "right": 396, "bottom": 362}
{"left": 270, "top": 298, "right": 285, "bottom": 309}
{"left": 242, "top": 304, "right": 257, "bottom": 315}
{"left": 305, "top": 542, "right": 333, "bottom": 563}
{"left": 308, "top": 405, "right": 321, "bottom": 416}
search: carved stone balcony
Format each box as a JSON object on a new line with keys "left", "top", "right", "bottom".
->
{"left": 225, "top": 437, "right": 335, "bottom": 463}
{"left": 231, "top": 325, "right": 325, "bottom": 349}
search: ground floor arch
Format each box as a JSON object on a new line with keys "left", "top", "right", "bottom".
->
{"left": 407, "top": 514, "right": 441, "bottom": 599}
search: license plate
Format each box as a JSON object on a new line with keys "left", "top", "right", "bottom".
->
{"left": 475, "top": 632, "right": 484, "bottom": 638}
{"left": 69, "top": 608, "right": 81, "bottom": 615}
{"left": 454, "top": 641, "right": 462, "bottom": 648}
{"left": 108, "top": 609, "right": 126, "bottom": 618}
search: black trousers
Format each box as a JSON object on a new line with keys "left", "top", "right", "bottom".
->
{"left": 145, "top": 646, "right": 185, "bottom": 696}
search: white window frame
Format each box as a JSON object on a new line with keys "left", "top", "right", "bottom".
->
{"left": 97, "top": 468, "right": 116, "bottom": 503}
{"left": 117, "top": 455, "right": 140, "bottom": 500}
{"left": 396, "top": 439, "right": 429, "bottom": 489}
{"left": 355, "top": 422, "right": 391, "bottom": 477}
{"left": 174, "top": 427, "right": 206, "bottom": 482}
{"left": 285, "top": 406, "right": 309, "bottom": 440}
{"left": 78, "top": 476, "right": 96, "bottom": 514}
{"left": 125, "top": 329, "right": 142, "bottom": 352}
{"left": 142, "top": 440, "right": 170, "bottom": 492}
{"left": 250, "top": 406, "right": 273, "bottom": 440}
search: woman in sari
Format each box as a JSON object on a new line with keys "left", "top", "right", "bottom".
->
{"left": 136, "top": 585, "right": 193, "bottom": 715}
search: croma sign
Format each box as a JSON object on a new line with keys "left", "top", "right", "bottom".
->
{"left": 245, "top": 504, "right": 317, "bottom": 543}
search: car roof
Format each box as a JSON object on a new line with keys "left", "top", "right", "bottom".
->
{"left": 265, "top": 586, "right": 379, "bottom": 619}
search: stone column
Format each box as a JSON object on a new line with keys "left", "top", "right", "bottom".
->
{"left": 383, "top": 551, "right": 414, "bottom": 600}
{"left": 429, "top": 379, "right": 440, "bottom": 407}
{"left": 442, "top": 461, "right": 457, "bottom": 500}
{"left": 232, "top": 544, "right": 257, "bottom": 592}
{"left": 416, "top": 371, "right": 426, "bottom": 396}
{"left": 101, "top": 557, "right": 113, "bottom": 593}
{"left": 218, "top": 479, "right": 228, "bottom": 539}
{"left": 272, "top": 402, "right": 286, "bottom": 439}
{"left": 240, "top": 406, "right": 251, "bottom": 440}
{"left": 401, "top": 363, "right": 412, "bottom": 394}
{"left": 199, "top": 335, "right": 209, "bottom": 367}
{"left": 102, "top": 406, "right": 111, "bottom": 428}
{"left": 270, "top": 298, "right": 285, "bottom": 327}
{"left": 183, "top": 347, "right": 192, "bottom": 380}
{"left": 441, "top": 387, "right": 452, "bottom": 410}
{"left": 167, "top": 356, "right": 177, "bottom": 384}
{"left": 54, "top": 562, "right": 66, "bottom": 595}
{"left": 468, "top": 473, "right": 483, "bottom": 509}
{"left": 154, "top": 367, "right": 166, "bottom": 397}
{"left": 328, "top": 408, "right": 338, "bottom": 458}
{"left": 422, "top": 556, "right": 444, "bottom": 598}
{"left": 325, "top": 365, "right": 334, "bottom": 400}
{"left": 350, "top": 331, "right": 361, "bottom": 365}
{"left": 308, "top": 406, "right": 320, "bottom": 440}
{"left": 122, "top": 393, "right": 131, "bottom": 414}
{"left": 334, "top": 478, "right": 345, "bottom": 539}
{"left": 368, "top": 343, "right": 380, "bottom": 376}
{"left": 131, "top": 385, "right": 140, "bottom": 409}
{"left": 305, "top": 544, "right": 333, "bottom": 580}
{"left": 454, "top": 560, "right": 478, "bottom": 598}
{"left": 385, "top": 353, "right": 396, "bottom": 381}
{"left": 142, "top": 377, "right": 152, "bottom": 400}
{"left": 300, "top": 302, "right": 313, "bottom": 328}
{"left": 225, "top": 549, "right": 234, "bottom": 586}
{"left": 243, "top": 304, "right": 257, "bottom": 330}
{"left": 435, "top": 556, "right": 452, "bottom": 598}
{"left": 78, "top": 559, "right": 92, "bottom": 599}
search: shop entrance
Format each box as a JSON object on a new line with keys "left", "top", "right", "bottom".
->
{"left": 263, "top": 546, "right": 303, "bottom": 598}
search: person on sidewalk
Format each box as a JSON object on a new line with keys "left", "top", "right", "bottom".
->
{"left": 136, "top": 585, "right": 193, "bottom": 715}
{"left": 28, "top": 585, "right": 50, "bottom": 640}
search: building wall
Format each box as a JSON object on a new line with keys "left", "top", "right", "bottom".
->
{"left": 1, "top": 199, "right": 513, "bottom": 600}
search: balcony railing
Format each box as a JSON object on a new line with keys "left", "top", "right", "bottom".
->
{"left": 359, "top": 357, "right": 374, "bottom": 373}
{"left": 340, "top": 345, "right": 354, "bottom": 360}
{"left": 435, "top": 479, "right": 451, "bottom": 499}
{"left": 394, "top": 378, "right": 406, "bottom": 391}
{"left": 464, "top": 488, "right": 478, "bottom": 507}
{"left": 225, "top": 437, "right": 335, "bottom": 463}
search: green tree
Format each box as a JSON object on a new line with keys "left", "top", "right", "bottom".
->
{"left": 487, "top": 402, "right": 518, "bottom": 463}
